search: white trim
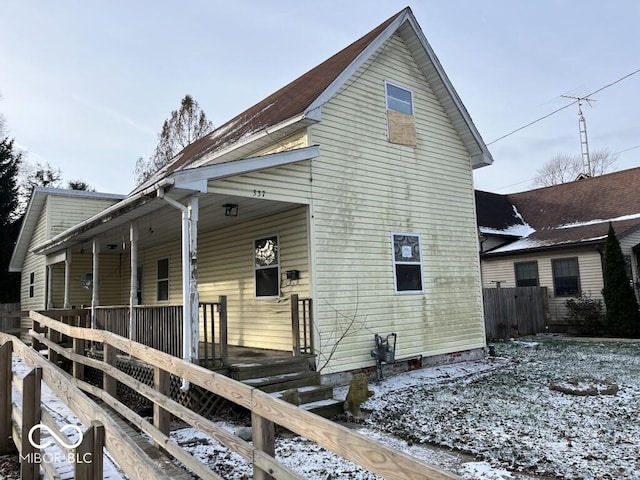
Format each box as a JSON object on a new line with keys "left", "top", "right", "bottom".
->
{"left": 175, "top": 145, "right": 321, "bottom": 188}
{"left": 254, "top": 233, "right": 281, "bottom": 299}
{"left": 391, "top": 232, "right": 425, "bottom": 295}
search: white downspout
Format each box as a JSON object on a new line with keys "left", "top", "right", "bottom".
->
{"left": 63, "top": 249, "right": 71, "bottom": 309}
{"left": 188, "top": 196, "right": 199, "bottom": 364}
{"left": 129, "top": 222, "right": 139, "bottom": 342}
{"left": 158, "top": 189, "right": 199, "bottom": 391}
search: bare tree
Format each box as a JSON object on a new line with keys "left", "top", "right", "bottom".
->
{"left": 533, "top": 148, "right": 618, "bottom": 187}
{"left": 67, "top": 179, "right": 94, "bottom": 191}
{"left": 135, "top": 95, "right": 213, "bottom": 185}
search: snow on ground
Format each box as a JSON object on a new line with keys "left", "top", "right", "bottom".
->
{"left": 11, "top": 354, "right": 124, "bottom": 480}
{"left": 9, "top": 337, "right": 640, "bottom": 479}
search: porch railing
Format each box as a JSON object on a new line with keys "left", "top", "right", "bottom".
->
{"left": 291, "top": 294, "right": 314, "bottom": 357}
{"left": 92, "top": 297, "right": 228, "bottom": 365}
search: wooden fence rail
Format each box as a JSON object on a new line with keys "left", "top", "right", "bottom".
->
{"left": 483, "top": 286, "right": 549, "bottom": 340}
{"left": 10, "top": 311, "right": 460, "bottom": 480}
{"left": 0, "top": 337, "right": 152, "bottom": 480}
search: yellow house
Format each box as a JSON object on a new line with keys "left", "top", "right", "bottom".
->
{"left": 14, "top": 8, "right": 493, "bottom": 378}
{"left": 477, "top": 168, "right": 640, "bottom": 329}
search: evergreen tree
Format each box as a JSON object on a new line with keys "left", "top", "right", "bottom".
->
{"left": 602, "top": 223, "right": 640, "bottom": 337}
{"left": 0, "top": 137, "right": 22, "bottom": 301}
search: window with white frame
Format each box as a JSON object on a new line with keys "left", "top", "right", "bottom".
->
{"left": 385, "top": 82, "right": 413, "bottom": 115}
{"left": 157, "top": 258, "right": 169, "bottom": 302}
{"left": 392, "top": 233, "right": 423, "bottom": 293}
{"left": 255, "top": 235, "right": 279, "bottom": 298}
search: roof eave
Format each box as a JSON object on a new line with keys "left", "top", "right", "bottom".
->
{"left": 482, "top": 238, "right": 606, "bottom": 258}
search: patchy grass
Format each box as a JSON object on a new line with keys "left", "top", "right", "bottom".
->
{"left": 367, "top": 338, "right": 640, "bottom": 478}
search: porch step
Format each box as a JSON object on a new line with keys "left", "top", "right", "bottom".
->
{"left": 243, "top": 371, "right": 320, "bottom": 393}
{"left": 229, "top": 356, "right": 312, "bottom": 381}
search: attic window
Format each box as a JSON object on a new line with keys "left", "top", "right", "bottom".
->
{"left": 385, "top": 81, "right": 416, "bottom": 146}
{"left": 386, "top": 82, "right": 413, "bottom": 115}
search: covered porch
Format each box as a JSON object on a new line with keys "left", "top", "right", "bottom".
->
{"left": 33, "top": 147, "right": 320, "bottom": 368}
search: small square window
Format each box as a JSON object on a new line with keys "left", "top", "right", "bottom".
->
{"left": 386, "top": 82, "right": 413, "bottom": 115}
{"left": 392, "top": 233, "right": 424, "bottom": 293}
{"left": 255, "top": 235, "right": 279, "bottom": 298}
{"left": 515, "top": 261, "right": 539, "bottom": 287}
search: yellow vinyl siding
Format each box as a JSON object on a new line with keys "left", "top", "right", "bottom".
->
{"left": 128, "top": 206, "right": 310, "bottom": 352}
{"left": 308, "top": 33, "right": 484, "bottom": 373}
{"left": 208, "top": 131, "right": 311, "bottom": 204}
{"left": 21, "top": 204, "right": 49, "bottom": 310}
{"left": 197, "top": 206, "right": 309, "bottom": 351}
{"left": 47, "top": 195, "right": 122, "bottom": 237}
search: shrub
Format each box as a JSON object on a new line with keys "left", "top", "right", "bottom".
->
{"left": 565, "top": 294, "right": 604, "bottom": 336}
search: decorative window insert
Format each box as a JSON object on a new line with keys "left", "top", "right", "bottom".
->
{"left": 392, "top": 233, "right": 424, "bottom": 293}
{"left": 255, "top": 235, "right": 280, "bottom": 298}
{"left": 552, "top": 257, "right": 580, "bottom": 296}
{"left": 157, "top": 258, "right": 169, "bottom": 302}
{"left": 29, "top": 272, "right": 35, "bottom": 298}
{"left": 385, "top": 81, "right": 416, "bottom": 146}
{"left": 515, "top": 261, "right": 539, "bottom": 287}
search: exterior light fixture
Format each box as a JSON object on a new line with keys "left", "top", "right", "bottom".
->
{"left": 223, "top": 203, "right": 239, "bottom": 217}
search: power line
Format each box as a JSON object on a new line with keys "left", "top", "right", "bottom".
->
{"left": 487, "top": 68, "right": 640, "bottom": 146}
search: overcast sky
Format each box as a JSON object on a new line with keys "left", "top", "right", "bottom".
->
{"left": 1, "top": 1, "right": 638, "bottom": 195}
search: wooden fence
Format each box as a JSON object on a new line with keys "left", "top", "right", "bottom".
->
{"left": 0, "top": 303, "right": 22, "bottom": 336}
{"left": 1, "top": 311, "right": 461, "bottom": 480}
{"left": 483, "top": 287, "right": 549, "bottom": 340}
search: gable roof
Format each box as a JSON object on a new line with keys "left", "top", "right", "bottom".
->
{"left": 480, "top": 167, "right": 640, "bottom": 256}
{"left": 135, "top": 7, "right": 493, "bottom": 193}
{"left": 9, "top": 187, "right": 125, "bottom": 272}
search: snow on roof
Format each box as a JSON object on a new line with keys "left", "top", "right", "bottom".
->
{"left": 557, "top": 212, "right": 640, "bottom": 230}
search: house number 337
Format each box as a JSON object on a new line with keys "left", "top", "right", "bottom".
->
{"left": 253, "top": 189, "right": 266, "bottom": 197}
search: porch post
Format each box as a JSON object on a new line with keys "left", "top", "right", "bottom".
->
{"left": 63, "top": 249, "right": 71, "bottom": 309}
{"left": 129, "top": 222, "right": 138, "bottom": 341}
{"left": 46, "top": 265, "right": 53, "bottom": 310}
{"left": 189, "top": 196, "right": 199, "bottom": 364}
{"left": 91, "top": 239, "right": 100, "bottom": 329}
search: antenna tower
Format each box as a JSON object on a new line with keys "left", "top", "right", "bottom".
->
{"left": 561, "top": 94, "right": 596, "bottom": 176}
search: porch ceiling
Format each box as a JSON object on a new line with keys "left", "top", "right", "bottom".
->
{"left": 46, "top": 192, "right": 302, "bottom": 256}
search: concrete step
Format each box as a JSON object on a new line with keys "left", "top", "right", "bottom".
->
{"left": 230, "top": 356, "right": 312, "bottom": 381}
{"left": 271, "top": 384, "right": 335, "bottom": 404}
{"left": 301, "top": 398, "right": 344, "bottom": 418}
{"left": 243, "top": 371, "right": 320, "bottom": 393}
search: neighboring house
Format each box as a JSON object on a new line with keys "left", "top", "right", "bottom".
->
{"left": 13, "top": 8, "right": 493, "bottom": 377}
{"left": 477, "top": 167, "right": 640, "bottom": 328}
{"left": 9, "top": 187, "right": 125, "bottom": 335}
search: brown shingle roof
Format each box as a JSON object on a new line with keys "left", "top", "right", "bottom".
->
{"left": 481, "top": 167, "right": 640, "bottom": 255}
{"left": 508, "top": 167, "right": 640, "bottom": 230}
{"left": 142, "top": 9, "right": 403, "bottom": 187}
